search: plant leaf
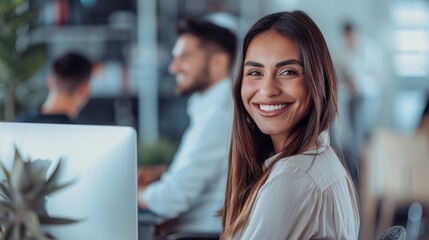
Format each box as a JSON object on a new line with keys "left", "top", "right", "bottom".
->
{"left": 21, "top": 211, "right": 47, "bottom": 240}
{"left": 21, "top": 159, "right": 52, "bottom": 199}
{"left": 0, "top": 182, "right": 11, "bottom": 199}
{"left": 0, "top": 214, "right": 11, "bottom": 225}
{"left": 28, "top": 159, "right": 52, "bottom": 181}
{"left": 0, "top": 145, "right": 77, "bottom": 239}
{"left": 28, "top": 180, "right": 75, "bottom": 212}
{"left": 11, "top": 223, "right": 20, "bottom": 240}
{"left": 0, "top": 163, "right": 10, "bottom": 183}
{"left": 45, "top": 232, "right": 56, "bottom": 240}
{"left": 38, "top": 214, "right": 80, "bottom": 225}
{"left": 0, "top": 200, "right": 14, "bottom": 211}
{"left": 10, "top": 148, "right": 25, "bottom": 190}
{"left": 45, "top": 159, "right": 63, "bottom": 189}
{"left": 44, "top": 180, "right": 76, "bottom": 197}
{"left": 2, "top": 222, "right": 14, "bottom": 240}
{"left": 14, "top": 45, "right": 45, "bottom": 82}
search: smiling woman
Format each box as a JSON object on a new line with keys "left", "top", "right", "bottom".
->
{"left": 221, "top": 10, "right": 360, "bottom": 240}
{"left": 242, "top": 31, "right": 310, "bottom": 153}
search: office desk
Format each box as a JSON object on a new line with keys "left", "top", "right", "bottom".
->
{"left": 138, "top": 209, "right": 159, "bottom": 240}
{"left": 138, "top": 209, "right": 221, "bottom": 240}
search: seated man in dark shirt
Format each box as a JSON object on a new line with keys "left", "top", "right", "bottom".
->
{"left": 16, "top": 52, "right": 93, "bottom": 124}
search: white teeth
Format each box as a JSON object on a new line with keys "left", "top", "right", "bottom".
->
{"left": 259, "top": 104, "right": 288, "bottom": 112}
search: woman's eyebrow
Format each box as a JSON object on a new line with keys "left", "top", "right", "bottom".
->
{"left": 275, "top": 59, "right": 303, "bottom": 68}
{"left": 244, "top": 61, "right": 264, "bottom": 67}
{"left": 244, "top": 59, "right": 303, "bottom": 68}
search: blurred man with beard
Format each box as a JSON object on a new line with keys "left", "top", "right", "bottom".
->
{"left": 138, "top": 17, "right": 237, "bottom": 236}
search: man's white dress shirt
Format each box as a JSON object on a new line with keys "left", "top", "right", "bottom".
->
{"left": 142, "top": 79, "right": 233, "bottom": 234}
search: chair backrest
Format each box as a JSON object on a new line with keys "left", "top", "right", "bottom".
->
{"left": 163, "top": 232, "right": 219, "bottom": 240}
{"left": 380, "top": 226, "right": 406, "bottom": 240}
{"left": 367, "top": 129, "right": 429, "bottom": 200}
{"left": 360, "top": 128, "right": 429, "bottom": 239}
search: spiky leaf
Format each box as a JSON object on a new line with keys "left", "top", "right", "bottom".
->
{"left": 44, "top": 159, "right": 63, "bottom": 190}
{"left": 39, "top": 215, "right": 80, "bottom": 225}
{"left": 28, "top": 160, "right": 51, "bottom": 180}
{"left": 0, "top": 146, "right": 79, "bottom": 239}
{"left": 10, "top": 149, "right": 25, "bottom": 191}
{"left": 21, "top": 211, "right": 49, "bottom": 240}
{"left": 1, "top": 164, "right": 10, "bottom": 183}
{"left": 0, "top": 201, "right": 14, "bottom": 212}
{"left": 44, "top": 180, "right": 75, "bottom": 197}
{"left": 2, "top": 222, "right": 14, "bottom": 240}
{"left": 0, "top": 182, "right": 12, "bottom": 199}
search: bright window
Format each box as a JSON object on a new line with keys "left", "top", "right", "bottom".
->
{"left": 391, "top": 1, "right": 429, "bottom": 77}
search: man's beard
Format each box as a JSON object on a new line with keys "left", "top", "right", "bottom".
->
{"left": 175, "top": 66, "right": 211, "bottom": 96}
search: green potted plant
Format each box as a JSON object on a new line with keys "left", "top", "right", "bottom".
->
{"left": 0, "top": 0, "right": 45, "bottom": 120}
{"left": 0, "top": 147, "right": 78, "bottom": 240}
{"left": 137, "top": 137, "right": 177, "bottom": 167}
{"left": 137, "top": 137, "right": 177, "bottom": 186}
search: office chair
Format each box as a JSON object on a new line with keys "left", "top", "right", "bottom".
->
{"left": 163, "top": 232, "right": 219, "bottom": 240}
{"left": 360, "top": 129, "right": 429, "bottom": 239}
{"left": 380, "top": 226, "right": 406, "bottom": 240}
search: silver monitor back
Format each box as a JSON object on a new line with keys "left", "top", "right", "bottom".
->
{"left": 0, "top": 122, "right": 137, "bottom": 240}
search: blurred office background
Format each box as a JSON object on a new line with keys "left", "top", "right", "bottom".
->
{"left": 1, "top": 0, "right": 429, "bottom": 239}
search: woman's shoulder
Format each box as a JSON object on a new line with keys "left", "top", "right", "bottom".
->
{"left": 267, "top": 147, "right": 347, "bottom": 192}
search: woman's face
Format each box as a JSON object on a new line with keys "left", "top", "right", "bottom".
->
{"left": 241, "top": 30, "right": 311, "bottom": 153}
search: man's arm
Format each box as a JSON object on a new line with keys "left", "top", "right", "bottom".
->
{"left": 138, "top": 116, "right": 230, "bottom": 219}
{"left": 138, "top": 166, "right": 167, "bottom": 188}
{"left": 138, "top": 165, "right": 167, "bottom": 209}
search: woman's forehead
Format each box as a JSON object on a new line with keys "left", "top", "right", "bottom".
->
{"left": 244, "top": 31, "right": 301, "bottom": 63}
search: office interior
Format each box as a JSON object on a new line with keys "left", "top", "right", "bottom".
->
{"left": 1, "top": 0, "right": 429, "bottom": 239}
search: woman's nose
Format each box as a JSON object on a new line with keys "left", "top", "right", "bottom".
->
{"left": 260, "top": 78, "right": 281, "bottom": 97}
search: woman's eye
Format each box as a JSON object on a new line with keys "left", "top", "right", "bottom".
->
{"left": 247, "top": 70, "right": 261, "bottom": 76}
{"left": 281, "top": 69, "right": 298, "bottom": 76}
{"left": 279, "top": 69, "right": 302, "bottom": 79}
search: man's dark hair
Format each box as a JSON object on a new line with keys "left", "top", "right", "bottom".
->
{"left": 343, "top": 21, "right": 354, "bottom": 34}
{"left": 177, "top": 18, "right": 237, "bottom": 70}
{"left": 53, "top": 52, "right": 93, "bottom": 93}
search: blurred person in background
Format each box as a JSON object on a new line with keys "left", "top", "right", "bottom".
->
{"left": 418, "top": 96, "right": 429, "bottom": 133}
{"left": 336, "top": 21, "right": 385, "bottom": 162}
{"left": 138, "top": 17, "right": 237, "bottom": 236}
{"left": 221, "top": 11, "right": 359, "bottom": 239}
{"left": 15, "top": 52, "right": 93, "bottom": 124}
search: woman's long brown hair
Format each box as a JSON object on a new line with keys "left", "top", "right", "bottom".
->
{"left": 221, "top": 10, "right": 339, "bottom": 239}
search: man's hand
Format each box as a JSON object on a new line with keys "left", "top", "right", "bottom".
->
{"left": 137, "top": 165, "right": 166, "bottom": 209}
{"left": 138, "top": 187, "right": 149, "bottom": 209}
{"left": 138, "top": 165, "right": 167, "bottom": 187}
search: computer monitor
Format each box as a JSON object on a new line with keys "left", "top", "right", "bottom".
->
{"left": 0, "top": 122, "right": 137, "bottom": 240}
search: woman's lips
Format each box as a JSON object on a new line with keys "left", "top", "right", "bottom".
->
{"left": 253, "top": 103, "right": 290, "bottom": 117}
